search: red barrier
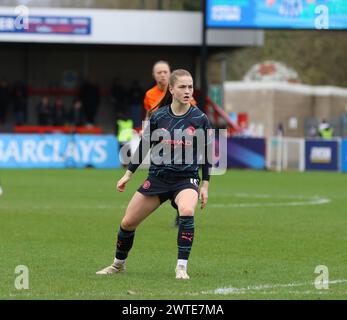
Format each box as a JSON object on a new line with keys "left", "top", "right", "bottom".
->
{"left": 14, "top": 126, "right": 103, "bottom": 134}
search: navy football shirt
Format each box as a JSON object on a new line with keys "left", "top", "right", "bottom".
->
{"left": 128, "top": 105, "right": 212, "bottom": 181}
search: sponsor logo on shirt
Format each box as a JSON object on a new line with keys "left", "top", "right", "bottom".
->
{"left": 162, "top": 139, "right": 193, "bottom": 146}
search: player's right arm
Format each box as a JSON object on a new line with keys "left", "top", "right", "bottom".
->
{"left": 116, "top": 97, "right": 153, "bottom": 193}
{"left": 116, "top": 170, "right": 133, "bottom": 192}
{"left": 118, "top": 115, "right": 156, "bottom": 192}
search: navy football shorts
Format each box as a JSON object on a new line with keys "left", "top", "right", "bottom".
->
{"left": 137, "top": 175, "right": 200, "bottom": 210}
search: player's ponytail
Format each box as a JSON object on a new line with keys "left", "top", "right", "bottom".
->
{"left": 152, "top": 89, "right": 172, "bottom": 114}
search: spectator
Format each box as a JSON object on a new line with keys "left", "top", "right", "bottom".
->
{"left": 318, "top": 119, "right": 333, "bottom": 139}
{"left": 143, "top": 60, "right": 171, "bottom": 121}
{"left": 116, "top": 115, "right": 134, "bottom": 168}
{"left": 128, "top": 80, "right": 144, "bottom": 129}
{"left": 52, "top": 96, "right": 67, "bottom": 126}
{"left": 37, "top": 96, "right": 53, "bottom": 126}
{"left": 0, "top": 79, "right": 10, "bottom": 124}
{"left": 12, "top": 81, "right": 28, "bottom": 125}
{"left": 110, "top": 78, "right": 127, "bottom": 119}
{"left": 277, "top": 123, "right": 284, "bottom": 136}
{"left": 79, "top": 76, "right": 100, "bottom": 126}
{"left": 69, "top": 98, "right": 85, "bottom": 126}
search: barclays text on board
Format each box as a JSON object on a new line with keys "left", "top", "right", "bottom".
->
{"left": 207, "top": 0, "right": 347, "bottom": 30}
{"left": 0, "top": 134, "right": 119, "bottom": 168}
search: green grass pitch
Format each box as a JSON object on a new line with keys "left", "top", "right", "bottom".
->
{"left": 0, "top": 169, "right": 346, "bottom": 300}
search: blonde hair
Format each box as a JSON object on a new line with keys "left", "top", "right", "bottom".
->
{"left": 169, "top": 69, "right": 193, "bottom": 87}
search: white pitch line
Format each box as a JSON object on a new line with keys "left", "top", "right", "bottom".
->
{"left": 207, "top": 193, "right": 331, "bottom": 208}
{"left": 3, "top": 279, "right": 347, "bottom": 299}
{"left": 203, "top": 279, "right": 347, "bottom": 295}
{"left": 5, "top": 284, "right": 347, "bottom": 299}
{"left": 233, "top": 193, "right": 322, "bottom": 199}
{"left": 0, "top": 193, "right": 330, "bottom": 210}
{"left": 208, "top": 197, "right": 330, "bottom": 208}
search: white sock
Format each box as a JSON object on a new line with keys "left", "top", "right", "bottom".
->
{"left": 114, "top": 258, "right": 125, "bottom": 265}
{"left": 177, "top": 259, "right": 188, "bottom": 269}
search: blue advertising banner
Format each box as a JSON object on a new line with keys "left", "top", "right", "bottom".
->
{"left": 227, "top": 137, "right": 265, "bottom": 169}
{"left": 305, "top": 140, "right": 338, "bottom": 171}
{"left": 0, "top": 15, "right": 91, "bottom": 35}
{"left": 0, "top": 134, "right": 120, "bottom": 168}
{"left": 206, "top": 0, "right": 347, "bottom": 30}
{"left": 341, "top": 139, "right": 347, "bottom": 172}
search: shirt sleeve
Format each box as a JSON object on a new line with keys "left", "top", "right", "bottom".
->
{"left": 127, "top": 115, "right": 156, "bottom": 173}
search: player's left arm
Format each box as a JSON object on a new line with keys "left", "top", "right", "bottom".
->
{"left": 200, "top": 115, "right": 212, "bottom": 210}
{"left": 199, "top": 180, "right": 209, "bottom": 210}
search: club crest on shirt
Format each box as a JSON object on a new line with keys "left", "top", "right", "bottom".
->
{"left": 186, "top": 126, "right": 196, "bottom": 136}
{"left": 143, "top": 180, "right": 151, "bottom": 190}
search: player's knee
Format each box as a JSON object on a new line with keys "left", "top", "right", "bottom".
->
{"left": 120, "top": 218, "right": 137, "bottom": 231}
{"left": 178, "top": 207, "right": 195, "bottom": 216}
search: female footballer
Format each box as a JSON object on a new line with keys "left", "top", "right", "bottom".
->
{"left": 145, "top": 60, "right": 197, "bottom": 228}
{"left": 96, "top": 69, "right": 212, "bottom": 280}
